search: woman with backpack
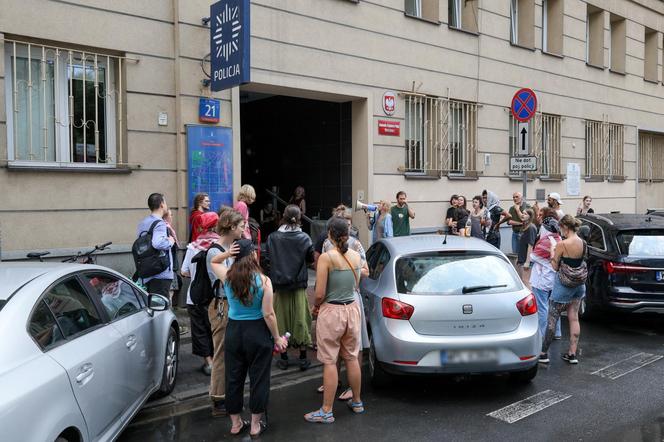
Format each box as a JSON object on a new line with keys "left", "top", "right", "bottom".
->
{"left": 181, "top": 211, "right": 221, "bottom": 375}
{"left": 267, "top": 205, "right": 315, "bottom": 370}
{"left": 539, "top": 215, "right": 587, "bottom": 365}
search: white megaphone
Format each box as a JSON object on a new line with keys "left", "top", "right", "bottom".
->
{"left": 356, "top": 201, "right": 378, "bottom": 212}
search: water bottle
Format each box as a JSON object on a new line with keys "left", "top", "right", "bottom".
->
{"left": 273, "top": 332, "right": 291, "bottom": 355}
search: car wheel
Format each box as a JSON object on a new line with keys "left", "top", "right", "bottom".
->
{"left": 153, "top": 326, "right": 179, "bottom": 398}
{"left": 509, "top": 364, "right": 538, "bottom": 384}
{"left": 369, "top": 336, "right": 391, "bottom": 388}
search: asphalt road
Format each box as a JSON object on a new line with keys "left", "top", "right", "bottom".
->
{"left": 120, "top": 314, "right": 664, "bottom": 442}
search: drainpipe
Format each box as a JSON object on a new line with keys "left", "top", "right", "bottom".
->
{"left": 635, "top": 126, "right": 639, "bottom": 213}
{"left": 173, "top": 0, "right": 185, "bottom": 237}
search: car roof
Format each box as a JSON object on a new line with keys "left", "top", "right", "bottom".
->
{"left": 0, "top": 262, "right": 109, "bottom": 301}
{"left": 579, "top": 213, "right": 664, "bottom": 230}
{"left": 379, "top": 234, "right": 502, "bottom": 256}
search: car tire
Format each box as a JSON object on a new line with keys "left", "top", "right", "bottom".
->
{"left": 369, "top": 336, "right": 391, "bottom": 388}
{"left": 153, "top": 326, "right": 179, "bottom": 399}
{"left": 509, "top": 364, "right": 538, "bottom": 384}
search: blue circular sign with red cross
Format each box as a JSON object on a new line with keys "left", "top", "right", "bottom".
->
{"left": 511, "top": 88, "right": 538, "bottom": 122}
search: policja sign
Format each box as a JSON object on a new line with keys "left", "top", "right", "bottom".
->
{"left": 210, "top": 0, "right": 250, "bottom": 92}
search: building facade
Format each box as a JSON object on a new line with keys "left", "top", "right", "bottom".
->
{"left": 1, "top": 0, "right": 664, "bottom": 270}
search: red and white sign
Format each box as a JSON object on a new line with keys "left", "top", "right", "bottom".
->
{"left": 378, "top": 120, "right": 400, "bottom": 136}
{"left": 382, "top": 91, "right": 396, "bottom": 116}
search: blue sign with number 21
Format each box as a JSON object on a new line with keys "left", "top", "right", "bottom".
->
{"left": 199, "top": 98, "right": 221, "bottom": 123}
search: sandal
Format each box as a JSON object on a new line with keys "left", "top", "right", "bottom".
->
{"left": 347, "top": 400, "right": 365, "bottom": 414}
{"left": 304, "top": 408, "right": 335, "bottom": 424}
{"left": 250, "top": 421, "right": 267, "bottom": 439}
{"left": 337, "top": 387, "right": 353, "bottom": 401}
{"left": 231, "top": 420, "right": 249, "bottom": 436}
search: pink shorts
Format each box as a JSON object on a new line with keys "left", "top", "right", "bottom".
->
{"left": 316, "top": 302, "right": 361, "bottom": 365}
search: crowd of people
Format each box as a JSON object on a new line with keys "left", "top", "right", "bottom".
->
{"left": 134, "top": 187, "right": 593, "bottom": 436}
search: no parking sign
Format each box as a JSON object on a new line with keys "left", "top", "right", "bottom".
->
{"left": 511, "top": 88, "right": 537, "bottom": 122}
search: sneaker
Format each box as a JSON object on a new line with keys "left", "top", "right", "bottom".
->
{"left": 538, "top": 353, "right": 550, "bottom": 364}
{"left": 561, "top": 353, "right": 578, "bottom": 364}
{"left": 553, "top": 335, "right": 562, "bottom": 340}
{"left": 201, "top": 363, "right": 212, "bottom": 376}
{"left": 299, "top": 359, "right": 311, "bottom": 371}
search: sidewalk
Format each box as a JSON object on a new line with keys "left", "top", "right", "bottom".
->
{"left": 146, "top": 270, "right": 320, "bottom": 411}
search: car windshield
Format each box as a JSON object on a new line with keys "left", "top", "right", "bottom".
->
{"left": 617, "top": 230, "right": 664, "bottom": 256}
{"left": 395, "top": 252, "right": 521, "bottom": 295}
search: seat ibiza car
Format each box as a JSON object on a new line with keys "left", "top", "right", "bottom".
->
{"left": 0, "top": 263, "right": 180, "bottom": 442}
{"left": 362, "top": 235, "right": 539, "bottom": 386}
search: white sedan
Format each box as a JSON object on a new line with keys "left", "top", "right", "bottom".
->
{"left": 0, "top": 263, "right": 180, "bottom": 442}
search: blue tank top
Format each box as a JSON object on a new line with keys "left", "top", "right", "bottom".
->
{"left": 224, "top": 274, "right": 264, "bottom": 320}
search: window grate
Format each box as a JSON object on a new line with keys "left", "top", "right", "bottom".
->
{"left": 585, "top": 119, "right": 624, "bottom": 179}
{"left": 4, "top": 39, "right": 127, "bottom": 166}
{"left": 639, "top": 132, "right": 664, "bottom": 181}
{"left": 404, "top": 93, "right": 477, "bottom": 176}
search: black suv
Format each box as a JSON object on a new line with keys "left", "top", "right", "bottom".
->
{"left": 577, "top": 213, "right": 664, "bottom": 318}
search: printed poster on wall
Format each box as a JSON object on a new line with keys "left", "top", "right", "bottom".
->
{"left": 566, "top": 162, "right": 580, "bottom": 196}
{"left": 187, "top": 125, "right": 233, "bottom": 213}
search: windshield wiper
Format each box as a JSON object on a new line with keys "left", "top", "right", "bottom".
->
{"left": 461, "top": 284, "right": 508, "bottom": 294}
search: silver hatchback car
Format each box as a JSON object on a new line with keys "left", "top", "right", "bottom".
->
{"left": 362, "top": 235, "right": 540, "bottom": 386}
{"left": 0, "top": 263, "right": 180, "bottom": 442}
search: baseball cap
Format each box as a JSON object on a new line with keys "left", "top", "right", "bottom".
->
{"left": 234, "top": 239, "right": 255, "bottom": 260}
{"left": 548, "top": 192, "right": 563, "bottom": 205}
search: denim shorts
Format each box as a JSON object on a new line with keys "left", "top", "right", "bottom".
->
{"left": 551, "top": 273, "right": 586, "bottom": 304}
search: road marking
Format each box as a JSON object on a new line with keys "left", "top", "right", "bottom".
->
{"left": 487, "top": 390, "right": 572, "bottom": 424}
{"left": 591, "top": 352, "right": 663, "bottom": 380}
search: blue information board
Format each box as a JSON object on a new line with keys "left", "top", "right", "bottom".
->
{"left": 210, "top": 0, "right": 251, "bottom": 91}
{"left": 199, "top": 98, "right": 221, "bottom": 123}
{"left": 187, "top": 125, "right": 233, "bottom": 213}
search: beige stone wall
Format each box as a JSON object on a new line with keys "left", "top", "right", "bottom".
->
{"left": 2, "top": 0, "right": 664, "bottom": 261}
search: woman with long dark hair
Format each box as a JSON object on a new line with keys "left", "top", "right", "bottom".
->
{"left": 267, "top": 204, "right": 315, "bottom": 370}
{"left": 305, "top": 217, "right": 364, "bottom": 423}
{"left": 210, "top": 239, "right": 287, "bottom": 437}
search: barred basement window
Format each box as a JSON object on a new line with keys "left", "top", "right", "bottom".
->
{"left": 4, "top": 39, "right": 126, "bottom": 167}
{"left": 404, "top": 93, "right": 477, "bottom": 176}
{"left": 639, "top": 132, "right": 664, "bottom": 182}
{"left": 585, "top": 120, "right": 624, "bottom": 180}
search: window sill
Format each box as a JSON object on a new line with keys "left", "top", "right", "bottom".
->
{"left": 510, "top": 42, "right": 536, "bottom": 52}
{"left": 542, "top": 50, "right": 564, "bottom": 59}
{"left": 447, "top": 171, "right": 479, "bottom": 180}
{"left": 639, "top": 178, "right": 664, "bottom": 183}
{"left": 507, "top": 173, "right": 536, "bottom": 181}
{"left": 584, "top": 175, "right": 604, "bottom": 182}
{"left": 539, "top": 174, "right": 564, "bottom": 182}
{"left": 644, "top": 78, "right": 659, "bottom": 85}
{"left": 608, "top": 176, "right": 626, "bottom": 183}
{"left": 448, "top": 26, "right": 479, "bottom": 36}
{"left": 6, "top": 162, "right": 132, "bottom": 173}
{"left": 586, "top": 62, "right": 605, "bottom": 71}
{"left": 609, "top": 69, "right": 626, "bottom": 76}
{"left": 404, "top": 172, "right": 440, "bottom": 180}
{"left": 404, "top": 13, "right": 440, "bottom": 25}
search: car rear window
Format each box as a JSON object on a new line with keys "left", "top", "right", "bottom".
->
{"left": 395, "top": 252, "right": 521, "bottom": 295}
{"left": 617, "top": 230, "right": 664, "bottom": 256}
{"left": 0, "top": 300, "right": 5, "bottom": 312}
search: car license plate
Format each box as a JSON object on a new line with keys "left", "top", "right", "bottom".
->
{"left": 440, "top": 349, "right": 498, "bottom": 366}
{"left": 657, "top": 271, "right": 663, "bottom": 282}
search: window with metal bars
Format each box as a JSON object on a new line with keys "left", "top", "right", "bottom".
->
{"left": 508, "top": 113, "right": 561, "bottom": 177}
{"left": 639, "top": 132, "right": 664, "bottom": 182}
{"left": 4, "top": 40, "right": 125, "bottom": 166}
{"left": 585, "top": 120, "right": 624, "bottom": 180}
{"left": 404, "top": 94, "right": 477, "bottom": 176}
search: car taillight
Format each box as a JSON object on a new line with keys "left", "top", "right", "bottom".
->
{"left": 516, "top": 294, "right": 537, "bottom": 316}
{"left": 603, "top": 261, "right": 649, "bottom": 274}
{"left": 381, "top": 297, "right": 414, "bottom": 320}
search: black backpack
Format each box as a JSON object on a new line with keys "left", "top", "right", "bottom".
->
{"left": 132, "top": 220, "right": 170, "bottom": 279}
{"left": 189, "top": 243, "right": 224, "bottom": 306}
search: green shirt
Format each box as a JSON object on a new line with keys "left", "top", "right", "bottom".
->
{"left": 509, "top": 203, "right": 530, "bottom": 232}
{"left": 391, "top": 205, "right": 410, "bottom": 237}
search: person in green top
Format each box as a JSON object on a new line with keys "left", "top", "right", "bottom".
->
{"left": 508, "top": 192, "right": 530, "bottom": 254}
{"left": 390, "top": 191, "right": 415, "bottom": 237}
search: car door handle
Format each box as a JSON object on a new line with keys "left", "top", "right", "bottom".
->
{"left": 126, "top": 335, "right": 137, "bottom": 350}
{"left": 75, "top": 364, "right": 93, "bottom": 384}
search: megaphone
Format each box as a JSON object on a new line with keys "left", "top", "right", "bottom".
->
{"left": 356, "top": 201, "right": 378, "bottom": 212}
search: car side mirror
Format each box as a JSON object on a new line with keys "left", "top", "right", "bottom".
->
{"left": 148, "top": 294, "right": 170, "bottom": 314}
